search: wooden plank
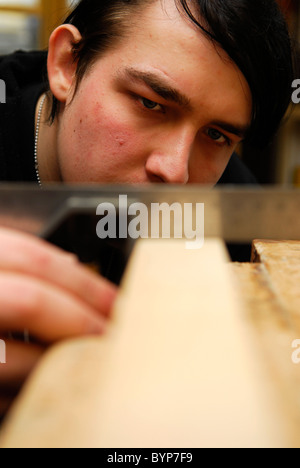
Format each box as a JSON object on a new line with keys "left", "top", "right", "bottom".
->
{"left": 231, "top": 240, "right": 300, "bottom": 447}
{"left": 0, "top": 6, "right": 40, "bottom": 14}
{"left": 231, "top": 262, "right": 300, "bottom": 448}
{"left": 0, "top": 239, "right": 288, "bottom": 448}
{"left": 252, "top": 240, "right": 300, "bottom": 333}
{"left": 40, "top": 0, "right": 69, "bottom": 48}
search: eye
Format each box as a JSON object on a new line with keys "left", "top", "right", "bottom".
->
{"left": 206, "top": 128, "right": 230, "bottom": 146}
{"left": 139, "top": 97, "right": 163, "bottom": 112}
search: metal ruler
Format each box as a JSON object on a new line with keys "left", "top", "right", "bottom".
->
{"left": 0, "top": 184, "right": 299, "bottom": 242}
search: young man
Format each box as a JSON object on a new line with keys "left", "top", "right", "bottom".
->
{"left": 0, "top": 0, "right": 294, "bottom": 418}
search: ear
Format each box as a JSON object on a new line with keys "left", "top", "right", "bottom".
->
{"left": 47, "top": 25, "right": 82, "bottom": 103}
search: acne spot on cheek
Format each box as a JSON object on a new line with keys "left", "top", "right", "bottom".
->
{"left": 73, "top": 119, "right": 83, "bottom": 134}
{"left": 116, "top": 136, "right": 126, "bottom": 147}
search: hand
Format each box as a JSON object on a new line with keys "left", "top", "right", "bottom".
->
{"left": 0, "top": 227, "right": 118, "bottom": 419}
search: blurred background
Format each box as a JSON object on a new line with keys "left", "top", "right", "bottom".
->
{"left": 0, "top": 0, "right": 299, "bottom": 186}
{"left": 0, "top": 1, "right": 73, "bottom": 53}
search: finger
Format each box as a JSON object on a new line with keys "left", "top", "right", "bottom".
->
{"left": 0, "top": 273, "right": 107, "bottom": 343}
{"left": 0, "top": 227, "right": 118, "bottom": 318}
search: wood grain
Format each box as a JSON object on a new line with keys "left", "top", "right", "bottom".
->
{"left": 252, "top": 240, "right": 300, "bottom": 333}
{"left": 231, "top": 261, "right": 300, "bottom": 448}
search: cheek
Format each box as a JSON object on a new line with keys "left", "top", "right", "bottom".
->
{"left": 57, "top": 97, "right": 145, "bottom": 181}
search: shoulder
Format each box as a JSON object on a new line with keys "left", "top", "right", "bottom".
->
{"left": 0, "top": 50, "right": 48, "bottom": 94}
{"left": 217, "top": 152, "right": 258, "bottom": 185}
{"left": 0, "top": 51, "right": 47, "bottom": 182}
{"left": 0, "top": 50, "right": 47, "bottom": 70}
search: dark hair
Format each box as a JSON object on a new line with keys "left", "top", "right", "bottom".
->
{"left": 50, "top": 0, "right": 294, "bottom": 148}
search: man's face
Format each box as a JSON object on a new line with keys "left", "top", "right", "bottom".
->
{"left": 56, "top": 0, "right": 252, "bottom": 185}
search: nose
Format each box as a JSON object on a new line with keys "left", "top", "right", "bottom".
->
{"left": 145, "top": 128, "right": 193, "bottom": 184}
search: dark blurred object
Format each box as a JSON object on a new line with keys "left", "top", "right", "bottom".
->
{"left": 46, "top": 211, "right": 134, "bottom": 286}
{"left": 277, "top": 0, "right": 299, "bottom": 33}
{"left": 237, "top": 0, "right": 300, "bottom": 185}
{"left": 226, "top": 243, "right": 252, "bottom": 263}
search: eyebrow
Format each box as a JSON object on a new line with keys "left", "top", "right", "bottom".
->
{"left": 120, "top": 67, "right": 250, "bottom": 139}
{"left": 210, "top": 120, "right": 249, "bottom": 139}
{"left": 121, "top": 67, "right": 192, "bottom": 110}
